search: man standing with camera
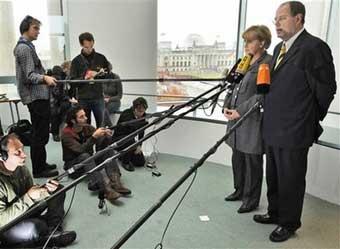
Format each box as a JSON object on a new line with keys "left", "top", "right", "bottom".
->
{"left": 14, "top": 15, "right": 58, "bottom": 178}
{"left": 70, "top": 32, "right": 112, "bottom": 128}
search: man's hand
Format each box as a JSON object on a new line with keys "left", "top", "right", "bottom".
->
{"left": 92, "top": 127, "right": 108, "bottom": 138}
{"left": 104, "top": 128, "right": 113, "bottom": 136}
{"left": 43, "top": 75, "right": 57, "bottom": 86}
{"left": 44, "top": 179, "right": 59, "bottom": 193}
{"left": 224, "top": 109, "right": 240, "bottom": 120}
{"left": 27, "top": 185, "right": 48, "bottom": 200}
{"left": 69, "top": 97, "right": 78, "bottom": 104}
{"left": 223, "top": 108, "right": 232, "bottom": 118}
{"left": 85, "top": 70, "right": 97, "bottom": 80}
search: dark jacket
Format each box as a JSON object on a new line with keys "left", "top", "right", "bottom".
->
{"left": 263, "top": 30, "right": 337, "bottom": 148}
{"left": 0, "top": 165, "right": 41, "bottom": 226}
{"left": 103, "top": 73, "right": 122, "bottom": 103}
{"left": 224, "top": 52, "right": 272, "bottom": 154}
{"left": 113, "top": 107, "right": 148, "bottom": 142}
{"left": 61, "top": 124, "right": 97, "bottom": 162}
{"left": 70, "top": 49, "right": 110, "bottom": 100}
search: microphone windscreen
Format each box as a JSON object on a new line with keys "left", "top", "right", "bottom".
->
{"left": 225, "top": 58, "right": 241, "bottom": 83}
{"left": 257, "top": 64, "right": 270, "bottom": 94}
{"left": 235, "top": 54, "right": 253, "bottom": 75}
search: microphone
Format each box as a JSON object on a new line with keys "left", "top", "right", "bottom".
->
{"left": 225, "top": 59, "right": 241, "bottom": 83}
{"left": 226, "top": 54, "right": 253, "bottom": 84}
{"left": 256, "top": 63, "right": 270, "bottom": 94}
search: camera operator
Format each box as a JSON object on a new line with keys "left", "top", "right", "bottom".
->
{"left": 61, "top": 106, "right": 131, "bottom": 203}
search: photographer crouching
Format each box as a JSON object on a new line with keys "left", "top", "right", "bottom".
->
{"left": 112, "top": 97, "right": 148, "bottom": 172}
{"left": 61, "top": 106, "right": 131, "bottom": 204}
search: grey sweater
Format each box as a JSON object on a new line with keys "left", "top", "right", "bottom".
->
{"left": 13, "top": 37, "right": 49, "bottom": 105}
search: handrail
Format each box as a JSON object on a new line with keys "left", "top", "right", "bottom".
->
{"left": 114, "top": 109, "right": 340, "bottom": 150}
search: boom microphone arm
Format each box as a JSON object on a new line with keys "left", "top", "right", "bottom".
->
{"left": 0, "top": 83, "right": 228, "bottom": 235}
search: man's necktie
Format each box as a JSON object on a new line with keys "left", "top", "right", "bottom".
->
{"left": 274, "top": 43, "right": 286, "bottom": 69}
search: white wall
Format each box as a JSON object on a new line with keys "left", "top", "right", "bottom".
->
{"left": 64, "top": 0, "right": 157, "bottom": 110}
{"left": 156, "top": 119, "right": 232, "bottom": 165}
{"left": 156, "top": 118, "right": 340, "bottom": 205}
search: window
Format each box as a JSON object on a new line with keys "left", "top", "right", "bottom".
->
{"left": 158, "top": 0, "right": 239, "bottom": 120}
{"left": 246, "top": 0, "right": 332, "bottom": 54}
{"left": 0, "top": 0, "right": 65, "bottom": 77}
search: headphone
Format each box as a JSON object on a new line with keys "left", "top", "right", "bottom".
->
{"left": 19, "top": 15, "right": 36, "bottom": 35}
{"left": 0, "top": 135, "right": 9, "bottom": 161}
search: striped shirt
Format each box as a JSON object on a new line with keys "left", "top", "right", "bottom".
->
{"left": 13, "top": 37, "right": 50, "bottom": 105}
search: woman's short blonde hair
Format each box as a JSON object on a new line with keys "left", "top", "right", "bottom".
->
{"left": 242, "top": 25, "right": 272, "bottom": 49}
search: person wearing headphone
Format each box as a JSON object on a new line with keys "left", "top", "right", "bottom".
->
{"left": 61, "top": 105, "right": 131, "bottom": 203}
{"left": 13, "top": 15, "right": 58, "bottom": 178}
{"left": 0, "top": 134, "right": 76, "bottom": 248}
{"left": 112, "top": 97, "right": 148, "bottom": 172}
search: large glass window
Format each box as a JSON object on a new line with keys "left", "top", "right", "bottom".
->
{"left": 246, "top": 0, "right": 332, "bottom": 54}
{"left": 157, "top": 0, "right": 240, "bottom": 120}
{"left": 0, "top": 0, "right": 65, "bottom": 77}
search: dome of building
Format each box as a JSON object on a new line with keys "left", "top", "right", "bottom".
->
{"left": 184, "top": 33, "right": 205, "bottom": 47}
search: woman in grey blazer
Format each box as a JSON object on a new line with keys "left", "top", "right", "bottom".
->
{"left": 223, "top": 25, "right": 272, "bottom": 213}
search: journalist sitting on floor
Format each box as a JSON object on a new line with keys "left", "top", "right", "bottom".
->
{"left": 0, "top": 134, "right": 76, "bottom": 248}
{"left": 61, "top": 105, "right": 131, "bottom": 203}
{"left": 112, "top": 97, "right": 148, "bottom": 172}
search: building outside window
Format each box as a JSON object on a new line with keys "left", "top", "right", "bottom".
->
{"left": 157, "top": 0, "right": 240, "bottom": 120}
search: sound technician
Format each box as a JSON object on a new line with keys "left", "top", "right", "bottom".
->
{"left": 223, "top": 25, "right": 272, "bottom": 214}
{"left": 0, "top": 134, "right": 76, "bottom": 248}
{"left": 13, "top": 15, "right": 58, "bottom": 179}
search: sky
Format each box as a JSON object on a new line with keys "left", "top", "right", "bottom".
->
{"left": 11, "top": 0, "right": 51, "bottom": 50}
{"left": 158, "top": 0, "right": 240, "bottom": 49}
{"left": 158, "top": 0, "right": 331, "bottom": 52}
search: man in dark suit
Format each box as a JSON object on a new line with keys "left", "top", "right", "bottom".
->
{"left": 253, "top": 1, "right": 337, "bottom": 242}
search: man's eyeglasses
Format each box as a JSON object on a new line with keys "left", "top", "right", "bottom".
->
{"left": 273, "top": 15, "right": 289, "bottom": 24}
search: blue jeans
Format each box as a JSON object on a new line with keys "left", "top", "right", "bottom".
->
{"left": 79, "top": 98, "right": 105, "bottom": 128}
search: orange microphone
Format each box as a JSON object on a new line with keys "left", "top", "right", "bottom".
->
{"left": 257, "top": 63, "right": 270, "bottom": 94}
